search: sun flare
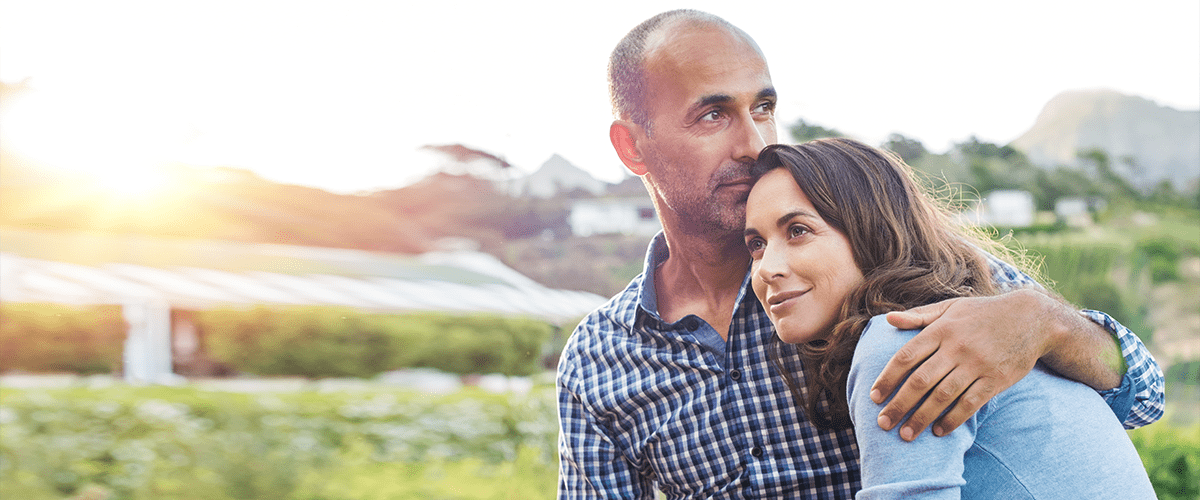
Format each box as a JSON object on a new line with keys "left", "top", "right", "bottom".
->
{"left": 1, "top": 87, "right": 187, "bottom": 200}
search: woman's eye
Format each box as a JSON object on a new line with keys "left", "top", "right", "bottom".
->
{"left": 746, "top": 239, "right": 764, "bottom": 254}
{"left": 789, "top": 225, "right": 809, "bottom": 238}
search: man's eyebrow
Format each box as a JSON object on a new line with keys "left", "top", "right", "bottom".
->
{"left": 689, "top": 94, "right": 734, "bottom": 116}
{"left": 689, "top": 88, "right": 778, "bottom": 116}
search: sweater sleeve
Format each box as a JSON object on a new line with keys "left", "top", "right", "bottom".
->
{"left": 847, "top": 316, "right": 977, "bottom": 499}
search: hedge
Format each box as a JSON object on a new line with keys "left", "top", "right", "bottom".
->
{"left": 0, "top": 304, "right": 556, "bottom": 378}
{"left": 0, "top": 304, "right": 126, "bottom": 374}
{"left": 197, "top": 307, "right": 555, "bottom": 378}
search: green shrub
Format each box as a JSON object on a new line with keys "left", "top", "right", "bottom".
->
{"left": 1136, "top": 236, "right": 1185, "bottom": 284}
{"left": 0, "top": 304, "right": 125, "bottom": 374}
{"left": 0, "top": 386, "right": 559, "bottom": 500}
{"left": 0, "top": 304, "right": 555, "bottom": 379}
{"left": 1128, "top": 424, "right": 1200, "bottom": 500}
{"left": 2, "top": 385, "right": 1194, "bottom": 500}
{"left": 198, "top": 307, "right": 554, "bottom": 378}
{"left": 1018, "top": 242, "right": 1156, "bottom": 342}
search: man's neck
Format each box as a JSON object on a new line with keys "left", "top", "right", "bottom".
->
{"left": 654, "top": 227, "right": 749, "bottom": 341}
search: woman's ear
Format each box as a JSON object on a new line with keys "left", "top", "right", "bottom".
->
{"left": 610, "top": 120, "right": 648, "bottom": 176}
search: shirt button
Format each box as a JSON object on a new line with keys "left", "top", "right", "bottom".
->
{"left": 751, "top": 446, "right": 763, "bottom": 458}
{"left": 729, "top": 369, "right": 741, "bottom": 381}
{"left": 683, "top": 317, "right": 700, "bottom": 331}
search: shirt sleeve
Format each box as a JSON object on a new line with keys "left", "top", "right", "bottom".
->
{"left": 847, "top": 318, "right": 974, "bottom": 499}
{"left": 556, "top": 331, "right": 655, "bottom": 499}
{"left": 985, "top": 253, "right": 1165, "bottom": 428}
{"left": 1080, "top": 309, "right": 1166, "bottom": 428}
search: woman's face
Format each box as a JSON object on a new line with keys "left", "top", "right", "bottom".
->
{"left": 744, "top": 168, "right": 864, "bottom": 344}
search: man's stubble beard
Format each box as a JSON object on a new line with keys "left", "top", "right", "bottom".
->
{"left": 647, "top": 157, "right": 752, "bottom": 239}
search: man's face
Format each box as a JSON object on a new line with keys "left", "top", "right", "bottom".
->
{"left": 638, "top": 23, "right": 778, "bottom": 235}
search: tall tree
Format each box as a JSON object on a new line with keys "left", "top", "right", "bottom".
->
{"left": 788, "top": 119, "right": 843, "bottom": 142}
{"left": 882, "top": 133, "right": 927, "bottom": 162}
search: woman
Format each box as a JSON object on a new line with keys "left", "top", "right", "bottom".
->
{"left": 743, "top": 138, "right": 1154, "bottom": 498}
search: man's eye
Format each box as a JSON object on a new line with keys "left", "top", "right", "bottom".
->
{"left": 700, "top": 110, "right": 723, "bottom": 122}
{"left": 754, "top": 101, "right": 776, "bottom": 115}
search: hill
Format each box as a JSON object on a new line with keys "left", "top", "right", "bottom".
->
{"left": 1010, "top": 89, "right": 1199, "bottom": 190}
{"left": 511, "top": 154, "right": 609, "bottom": 199}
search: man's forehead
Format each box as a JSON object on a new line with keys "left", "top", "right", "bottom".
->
{"left": 641, "top": 22, "right": 773, "bottom": 105}
{"left": 643, "top": 20, "right": 764, "bottom": 69}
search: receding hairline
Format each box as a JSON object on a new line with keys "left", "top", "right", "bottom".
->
{"left": 607, "top": 10, "right": 766, "bottom": 126}
{"left": 642, "top": 14, "right": 765, "bottom": 65}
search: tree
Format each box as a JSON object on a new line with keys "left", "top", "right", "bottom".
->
{"left": 788, "top": 119, "right": 843, "bottom": 142}
{"left": 882, "top": 133, "right": 927, "bottom": 162}
{"left": 955, "top": 136, "right": 1003, "bottom": 158}
{"left": 1078, "top": 148, "right": 1139, "bottom": 202}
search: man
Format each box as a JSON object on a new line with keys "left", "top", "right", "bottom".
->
{"left": 557, "top": 9, "right": 1163, "bottom": 499}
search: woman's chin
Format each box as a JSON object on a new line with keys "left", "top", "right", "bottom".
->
{"left": 772, "top": 322, "right": 818, "bottom": 344}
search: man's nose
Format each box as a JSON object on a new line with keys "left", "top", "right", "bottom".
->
{"left": 734, "top": 112, "right": 770, "bottom": 161}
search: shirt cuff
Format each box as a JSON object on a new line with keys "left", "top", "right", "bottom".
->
{"left": 1080, "top": 309, "right": 1165, "bottom": 428}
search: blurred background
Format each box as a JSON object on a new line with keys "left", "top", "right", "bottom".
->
{"left": 1, "top": 1, "right": 1197, "bottom": 499}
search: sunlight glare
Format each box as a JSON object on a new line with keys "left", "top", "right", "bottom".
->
{"left": 92, "top": 166, "right": 173, "bottom": 198}
{"left": 1, "top": 87, "right": 188, "bottom": 198}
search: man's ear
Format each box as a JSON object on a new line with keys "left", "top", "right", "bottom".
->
{"left": 610, "top": 120, "right": 648, "bottom": 176}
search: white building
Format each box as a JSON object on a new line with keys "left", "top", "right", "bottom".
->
{"left": 569, "top": 198, "right": 661, "bottom": 237}
{"left": 959, "top": 190, "right": 1036, "bottom": 228}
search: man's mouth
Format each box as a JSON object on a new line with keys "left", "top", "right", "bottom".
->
{"left": 718, "top": 178, "right": 754, "bottom": 188}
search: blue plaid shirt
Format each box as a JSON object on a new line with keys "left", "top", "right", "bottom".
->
{"left": 557, "top": 233, "right": 1164, "bottom": 499}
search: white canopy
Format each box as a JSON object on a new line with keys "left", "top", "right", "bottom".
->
{"left": 0, "top": 231, "right": 607, "bottom": 383}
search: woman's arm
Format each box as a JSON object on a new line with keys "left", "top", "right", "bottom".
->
{"left": 847, "top": 317, "right": 977, "bottom": 499}
{"left": 868, "top": 256, "right": 1164, "bottom": 440}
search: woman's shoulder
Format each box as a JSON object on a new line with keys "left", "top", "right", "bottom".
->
{"left": 846, "top": 314, "right": 918, "bottom": 403}
{"left": 851, "top": 314, "right": 916, "bottom": 368}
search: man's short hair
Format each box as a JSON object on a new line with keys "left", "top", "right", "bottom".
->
{"left": 607, "top": 9, "right": 741, "bottom": 133}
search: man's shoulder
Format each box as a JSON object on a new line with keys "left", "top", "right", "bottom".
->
{"left": 561, "top": 274, "right": 645, "bottom": 362}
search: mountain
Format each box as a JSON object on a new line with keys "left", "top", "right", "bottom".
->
{"left": 511, "top": 154, "right": 608, "bottom": 198}
{"left": 1010, "top": 89, "right": 1199, "bottom": 189}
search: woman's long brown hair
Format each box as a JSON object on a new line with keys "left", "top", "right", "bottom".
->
{"left": 752, "top": 138, "right": 1025, "bottom": 429}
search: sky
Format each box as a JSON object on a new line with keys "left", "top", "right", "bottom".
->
{"left": 1, "top": 0, "right": 1197, "bottom": 194}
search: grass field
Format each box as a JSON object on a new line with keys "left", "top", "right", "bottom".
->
{"left": 1, "top": 381, "right": 1196, "bottom": 500}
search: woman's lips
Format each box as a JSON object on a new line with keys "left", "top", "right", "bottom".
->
{"left": 767, "top": 289, "right": 807, "bottom": 314}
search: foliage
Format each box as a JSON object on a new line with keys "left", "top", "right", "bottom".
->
{"left": 198, "top": 307, "right": 554, "bottom": 378}
{"left": 788, "top": 119, "right": 844, "bottom": 142}
{"left": 0, "top": 304, "right": 125, "bottom": 374}
{"left": 2, "top": 385, "right": 1196, "bottom": 500}
{"left": 1166, "top": 361, "right": 1200, "bottom": 386}
{"left": 1077, "top": 149, "right": 1140, "bottom": 201}
{"left": 1015, "top": 241, "right": 1151, "bottom": 344}
{"left": 1128, "top": 423, "right": 1200, "bottom": 500}
{"left": 1134, "top": 235, "right": 1198, "bottom": 284}
{"left": 0, "top": 385, "right": 559, "bottom": 500}
{"left": 0, "top": 305, "right": 555, "bottom": 378}
{"left": 881, "top": 133, "right": 926, "bottom": 162}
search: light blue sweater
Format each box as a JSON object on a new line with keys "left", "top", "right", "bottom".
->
{"left": 846, "top": 315, "right": 1155, "bottom": 499}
